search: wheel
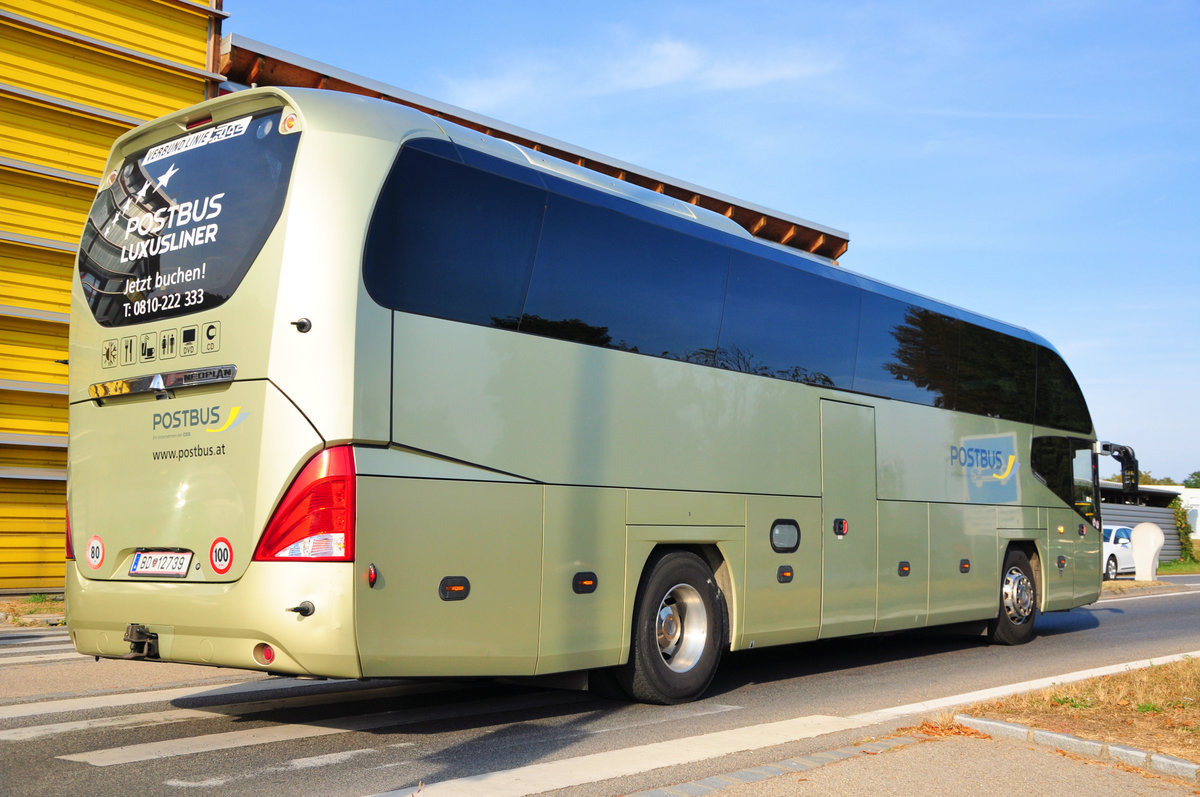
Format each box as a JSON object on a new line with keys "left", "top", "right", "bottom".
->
{"left": 987, "top": 548, "right": 1038, "bottom": 645}
{"left": 616, "top": 550, "right": 725, "bottom": 704}
{"left": 1105, "top": 556, "right": 1118, "bottom": 581}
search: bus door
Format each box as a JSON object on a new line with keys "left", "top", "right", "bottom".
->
{"left": 819, "top": 400, "right": 878, "bottom": 637}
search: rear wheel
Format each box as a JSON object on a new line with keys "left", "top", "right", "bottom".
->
{"left": 616, "top": 550, "right": 725, "bottom": 704}
{"left": 987, "top": 548, "right": 1038, "bottom": 645}
{"left": 1105, "top": 556, "right": 1118, "bottom": 581}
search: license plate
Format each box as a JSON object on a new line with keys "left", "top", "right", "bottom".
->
{"left": 129, "top": 550, "right": 192, "bottom": 577}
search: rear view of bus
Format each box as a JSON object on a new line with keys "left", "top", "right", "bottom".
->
{"left": 65, "top": 88, "right": 401, "bottom": 678}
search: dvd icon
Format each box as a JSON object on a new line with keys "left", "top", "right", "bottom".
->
{"left": 180, "top": 325, "right": 198, "bottom": 356}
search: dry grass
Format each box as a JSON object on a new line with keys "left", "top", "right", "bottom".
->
{"left": 1102, "top": 579, "right": 1173, "bottom": 595}
{"left": 0, "top": 594, "right": 65, "bottom": 626}
{"left": 897, "top": 710, "right": 992, "bottom": 740}
{"left": 965, "top": 657, "right": 1200, "bottom": 762}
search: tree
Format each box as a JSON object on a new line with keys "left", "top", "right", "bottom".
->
{"left": 1103, "top": 470, "right": 1180, "bottom": 486}
{"left": 1184, "top": 471, "right": 1200, "bottom": 489}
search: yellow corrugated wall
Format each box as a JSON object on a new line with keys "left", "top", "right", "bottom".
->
{"left": 0, "top": 0, "right": 223, "bottom": 592}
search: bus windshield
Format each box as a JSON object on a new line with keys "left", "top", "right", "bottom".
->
{"left": 77, "top": 109, "right": 300, "bottom": 327}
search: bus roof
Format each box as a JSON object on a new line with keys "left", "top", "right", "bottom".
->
{"left": 218, "top": 34, "right": 850, "bottom": 262}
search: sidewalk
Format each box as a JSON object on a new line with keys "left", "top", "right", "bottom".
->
{"left": 634, "top": 716, "right": 1200, "bottom": 796}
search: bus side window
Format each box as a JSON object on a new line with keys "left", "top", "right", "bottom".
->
{"left": 1031, "top": 436, "right": 1098, "bottom": 522}
{"left": 363, "top": 141, "right": 546, "bottom": 327}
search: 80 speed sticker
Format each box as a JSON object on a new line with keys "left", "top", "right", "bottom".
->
{"left": 86, "top": 536, "right": 105, "bottom": 570}
{"left": 209, "top": 537, "right": 233, "bottom": 575}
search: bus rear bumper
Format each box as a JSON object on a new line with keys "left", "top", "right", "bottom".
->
{"left": 64, "top": 561, "right": 362, "bottom": 679}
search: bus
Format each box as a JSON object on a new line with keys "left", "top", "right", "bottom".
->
{"left": 65, "top": 86, "right": 1136, "bottom": 704}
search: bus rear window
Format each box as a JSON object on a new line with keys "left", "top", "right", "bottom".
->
{"left": 77, "top": 110, "right": 300, "bottom": 327}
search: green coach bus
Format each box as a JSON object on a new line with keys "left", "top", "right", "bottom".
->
{"left": 65, "top": 87, "right": 1134, "bottom": 704}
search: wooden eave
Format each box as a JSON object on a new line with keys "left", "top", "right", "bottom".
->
{"left": 219, "top": 35, "right": 849, "bottom": 261}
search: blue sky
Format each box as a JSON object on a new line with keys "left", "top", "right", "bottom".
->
{"left": 228, "top": 1, "right": 1198, "bottom": 481}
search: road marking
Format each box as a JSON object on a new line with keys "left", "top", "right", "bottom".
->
{"left": 0, "top": 633, "right": 70, "bottom": 648}
{"left": 162, "top": 704, "right": 740, "bottom": 789}
{"left": 0, "top": 652, "right": 86, "bottom": 665}
{"left": 0, "top": 676, "right": 321, "bottom": 720}
{"left": 166, "top": 748, "right": 378, "bottom": 789}
{"left": 0, "top": 643, "right": 75, "bottom": 655}
{"left": 4, "top": 707, "right": 219, "bottom": 742}
{"left": 385, "top": 648, "right": 1200, "bottom": 796}
{"left": 59, "top": 692, "right": 588, "bottom": 767}
{"left": 1097, "top": 590, "right": 1200, "bottom": 604}
{"left": 0, "top": 683, "right": 451, "bottom": 741}
{"left": 389, "top": 714, "right": 865, "bottom": 796}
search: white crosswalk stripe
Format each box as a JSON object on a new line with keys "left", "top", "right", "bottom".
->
{"left": 0, "top": 643, "right": 76, "bottom": 654}
{"left": 0, "top": 630, "right": 70, "bottom": 647}
{"left": 59, "top": 691, "right": 589, "bottom": 766}
{"left": 0, "top": 652, "right": 86, "bottom": 666}
{"left": 0, "top": 675, "right": 314, "bottom": 720}
{"left": 0, "top": 682, "right": 445, "bottom": 741}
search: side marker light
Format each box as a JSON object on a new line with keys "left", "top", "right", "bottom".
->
{"left": 439, "top": 576, "right": 470, "bottom": 601}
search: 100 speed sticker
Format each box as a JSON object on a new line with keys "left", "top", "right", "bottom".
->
{"left": 209, "top": 537, "right": 233, "bottom": 575}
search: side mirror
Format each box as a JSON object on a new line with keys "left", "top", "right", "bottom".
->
{"left": 1100, "top": 442, "right": 1139, "bottom": 494}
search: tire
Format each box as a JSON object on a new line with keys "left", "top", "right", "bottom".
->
{"left": 987, "top": 548, "right": 1038, "bottom": 645}
{"left": 616, "top": 550, "right": 725, "bottom": 704}
{"left": 1105, "top": 556, "right": 1118, "bottom": 581}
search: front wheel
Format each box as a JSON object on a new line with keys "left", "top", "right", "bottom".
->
{"left": 616, "top": 550, "right": 725, "bottom": 704}
{"left": 1105, "top": 556, "right": 1118, "bottom": 581}
{"left": 987, "top": 548, "right": 1038, "bottom": 645}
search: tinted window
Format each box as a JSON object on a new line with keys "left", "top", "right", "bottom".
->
{"left": 360, "top": 136, "right": 1076, "bottom": 432}
{"left": 78, "top": 110, "right": 299, "bottom": 327}
{"left": 363, "top": 139, "right": 546, "bottom": 326}
{"left": 519, "top": 194, "right": 728, "bottom": 361}
{"left": 1032, "top": 436, "right": 1098, "bottom": 522}
{"left": 854, "top": 294, "right": 958, "bottom": 407}
{"left": 956, "top": 322, "right": 1035, "bottom": 422}
{"left": 717, "top": 253, "right": 859, "bottom": 386}
{"left": 1034, "top": 346, "right": 1093, "bottom": 434}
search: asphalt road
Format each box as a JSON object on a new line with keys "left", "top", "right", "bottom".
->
{"left": 3, "top": 575, "right": 1199, "bottom": 797}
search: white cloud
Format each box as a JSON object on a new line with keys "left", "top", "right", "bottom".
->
{"left": 437, "top": 33, "right": 835, "bottom": 117}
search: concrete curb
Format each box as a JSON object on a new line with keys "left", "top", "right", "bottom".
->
{"left": 956, "top": 714, "right": 1200, "bottom": 784}
{"left": 0, "top": 612, "right": 65, "bottom": 627}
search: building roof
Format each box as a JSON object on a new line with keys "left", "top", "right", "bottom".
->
{"left": 218, "top": 34, "right": 849, "bottom": 262}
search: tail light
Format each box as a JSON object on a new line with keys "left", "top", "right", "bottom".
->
{"left": 254, "top": 447, "right": 355, "bottom": 562}
{"left": 65, "top": 506, "right": 74, "bottom": 560}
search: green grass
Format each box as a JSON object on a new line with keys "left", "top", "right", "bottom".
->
{"left": 1158, "top": 559, "right": 1200, "bottom": 575}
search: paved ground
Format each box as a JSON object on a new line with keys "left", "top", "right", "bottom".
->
{"left": 658, "top": 734, "right": 1200, "bottom": 796}
{"left": 7, "top": 582, "right": 1200, "bottom": 795}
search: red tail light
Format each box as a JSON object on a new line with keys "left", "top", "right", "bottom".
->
{"left": 65, "top": 505, "right": 74, "bottom": 560}
{"left": 254, "top": 447, "right": 355, "bottom": 562}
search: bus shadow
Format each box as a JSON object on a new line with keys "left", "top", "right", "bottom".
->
{"left": 708, "top": 612, "right": 1102, "bottom": 696}
{"left": 377, "top": 616, "right": 1107, "bottom": 791}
